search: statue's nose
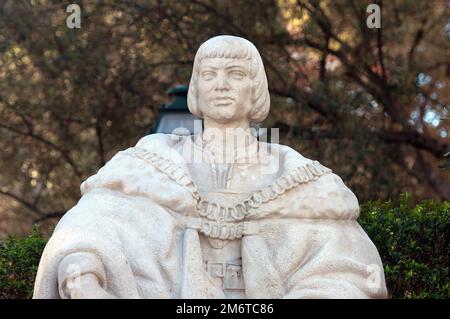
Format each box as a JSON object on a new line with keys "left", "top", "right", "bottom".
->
{"left": 215, "top": 72, "right": 230, "bottom": 91}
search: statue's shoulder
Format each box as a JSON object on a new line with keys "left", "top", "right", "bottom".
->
{"left": 279, "top": 145, "right": 359, "bottom": 219}
{"left": 263, "top": 143, "right": 360, "bottom": 220}
{"left": 80, "top": 133, "right": 194, "bottom": 198}
{"left": 88, "top": 134, "right": 183, "bottom": 175}
{"left": 134, "top": 133, "right": 185, "bottom": 152}
{"left": 265, "top": 142, "right": 330, "bottom": 171}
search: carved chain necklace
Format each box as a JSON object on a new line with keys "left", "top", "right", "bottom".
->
{"left": 194, "top": 135, "right": 259, "bottom": 189}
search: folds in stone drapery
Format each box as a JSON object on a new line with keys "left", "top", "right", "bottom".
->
{"left": 181, "top": 228, "right": 225, "bottom": 298}
{"left": 33, "top": 134, "right": 388, "bottom": 299}
{"left": 241, "top": 234, "right": 284, "bottom": 298}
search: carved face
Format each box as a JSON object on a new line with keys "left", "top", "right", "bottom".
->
{"left": 197, "top": 58, "right": 253, "bottom": 124}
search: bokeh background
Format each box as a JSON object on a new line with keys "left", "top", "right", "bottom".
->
{"left": 0, "top": 0, "right": 449, "bottom": 237}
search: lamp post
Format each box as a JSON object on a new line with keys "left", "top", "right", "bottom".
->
{"left": 152, "top": 85, "right": 201, "bottom": 135}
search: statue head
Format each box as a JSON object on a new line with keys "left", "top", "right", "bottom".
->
{"left": 187, "top": 35, "right": 270, "bottom": 125}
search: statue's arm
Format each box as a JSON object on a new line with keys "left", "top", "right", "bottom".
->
{"left": 272, "top": 173, "right": 387, "bottom": 298}
{"left": 57, "top": 251, "right": 115, "bottom": 299}
{"left": 282, "top": 220, "right": 388, "bottom": 299}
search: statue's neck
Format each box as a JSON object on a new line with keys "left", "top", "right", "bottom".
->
{"left": 200, "top": 127, "right": 257, "bottom": 160}
{"left": 202, "top": 117, "right": 256, "bottom": 150}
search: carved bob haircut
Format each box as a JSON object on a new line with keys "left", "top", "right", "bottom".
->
{"left": 187, "top": 35, "right": 270, "bottom": 123}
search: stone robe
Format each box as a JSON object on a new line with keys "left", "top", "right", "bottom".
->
{"left": 33, "top": 134, "right": 388, "bottom": 299}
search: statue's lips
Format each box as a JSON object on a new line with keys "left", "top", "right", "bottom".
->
{"left": 214, "top": 97, "right": 234, "bottom": 106}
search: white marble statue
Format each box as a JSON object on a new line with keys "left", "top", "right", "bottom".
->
{"left": 33, "top": 35, "right": 388, "bottom": 299}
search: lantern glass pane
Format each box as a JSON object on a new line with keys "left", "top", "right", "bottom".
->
{"left": 155, "top": 113, "right": 200, "bottom": 135}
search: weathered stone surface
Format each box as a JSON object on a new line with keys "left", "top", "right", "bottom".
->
{"left": 33, "top": 35, "right": 387, "bottom": 299}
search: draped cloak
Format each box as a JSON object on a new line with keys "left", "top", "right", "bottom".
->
{"left": 33, "top": 133, "right": 388, "bottom": 299}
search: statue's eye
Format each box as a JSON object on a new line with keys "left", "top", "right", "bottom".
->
{"left": 202, "top": 71, "right": 216, "bottom": 80}
{"left": 229, "top": 70, "right": 246, "bottom": 80}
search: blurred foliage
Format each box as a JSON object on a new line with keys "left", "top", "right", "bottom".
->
{"left": 359, "top": 193, "right": 450, "bottom": 299}
{"left": 0, "top": 0, "right": 449, "bottom": 235}
{"left": 0, "top": 195, "right": 448, "bottom": 298}
{"left": 0, "top": 226, "right": 46, "bottom": 298}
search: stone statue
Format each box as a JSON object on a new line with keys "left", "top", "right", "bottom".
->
{"left": 33, "top": 35, "right": 388, "bottom": 299}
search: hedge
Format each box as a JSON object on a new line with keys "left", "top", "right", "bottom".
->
{"left": 1, "top": 193, "right": 449, "bottom": 299}
{"left": 0, "top": 226, "right": 47, "bottom": 299}
{"left": 358, "top": 193, "right": 449, "bottom": 298}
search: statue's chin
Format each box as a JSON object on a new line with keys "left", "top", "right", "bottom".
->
{"left": 203, "top": 106, "right": 239, "bottom": 124}
{"left": 210, "top": 114, "right": 245, "bottom": 125}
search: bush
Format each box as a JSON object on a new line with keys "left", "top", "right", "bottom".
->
{"left": 0, "top": 194, "right": 448, "bottom": 298}
{"left": 0, "top": 226, "right": 47, "bottom": 299}
{"left": 359, "top": 193, "right": 450, "bottom": 298}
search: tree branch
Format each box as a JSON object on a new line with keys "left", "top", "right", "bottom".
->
{"left": 33, "top": 211, "right": 66, "bottom": 223}
{"left": 0, "top": 189, "right": 43, "bottom": 218}
{"left": 0, "top": 123, "right": 82, "bottom": 179}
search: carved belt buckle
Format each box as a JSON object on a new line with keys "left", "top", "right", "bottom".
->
{"left": 224, "top": 264, "right": 245, "bottom": 290}
{"left": 206, "top": 261, "right": 226, "bottom": 278}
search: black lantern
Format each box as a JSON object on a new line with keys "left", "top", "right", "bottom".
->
{"left": 151, "top": 85, "right": 201, "bottom": 135}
